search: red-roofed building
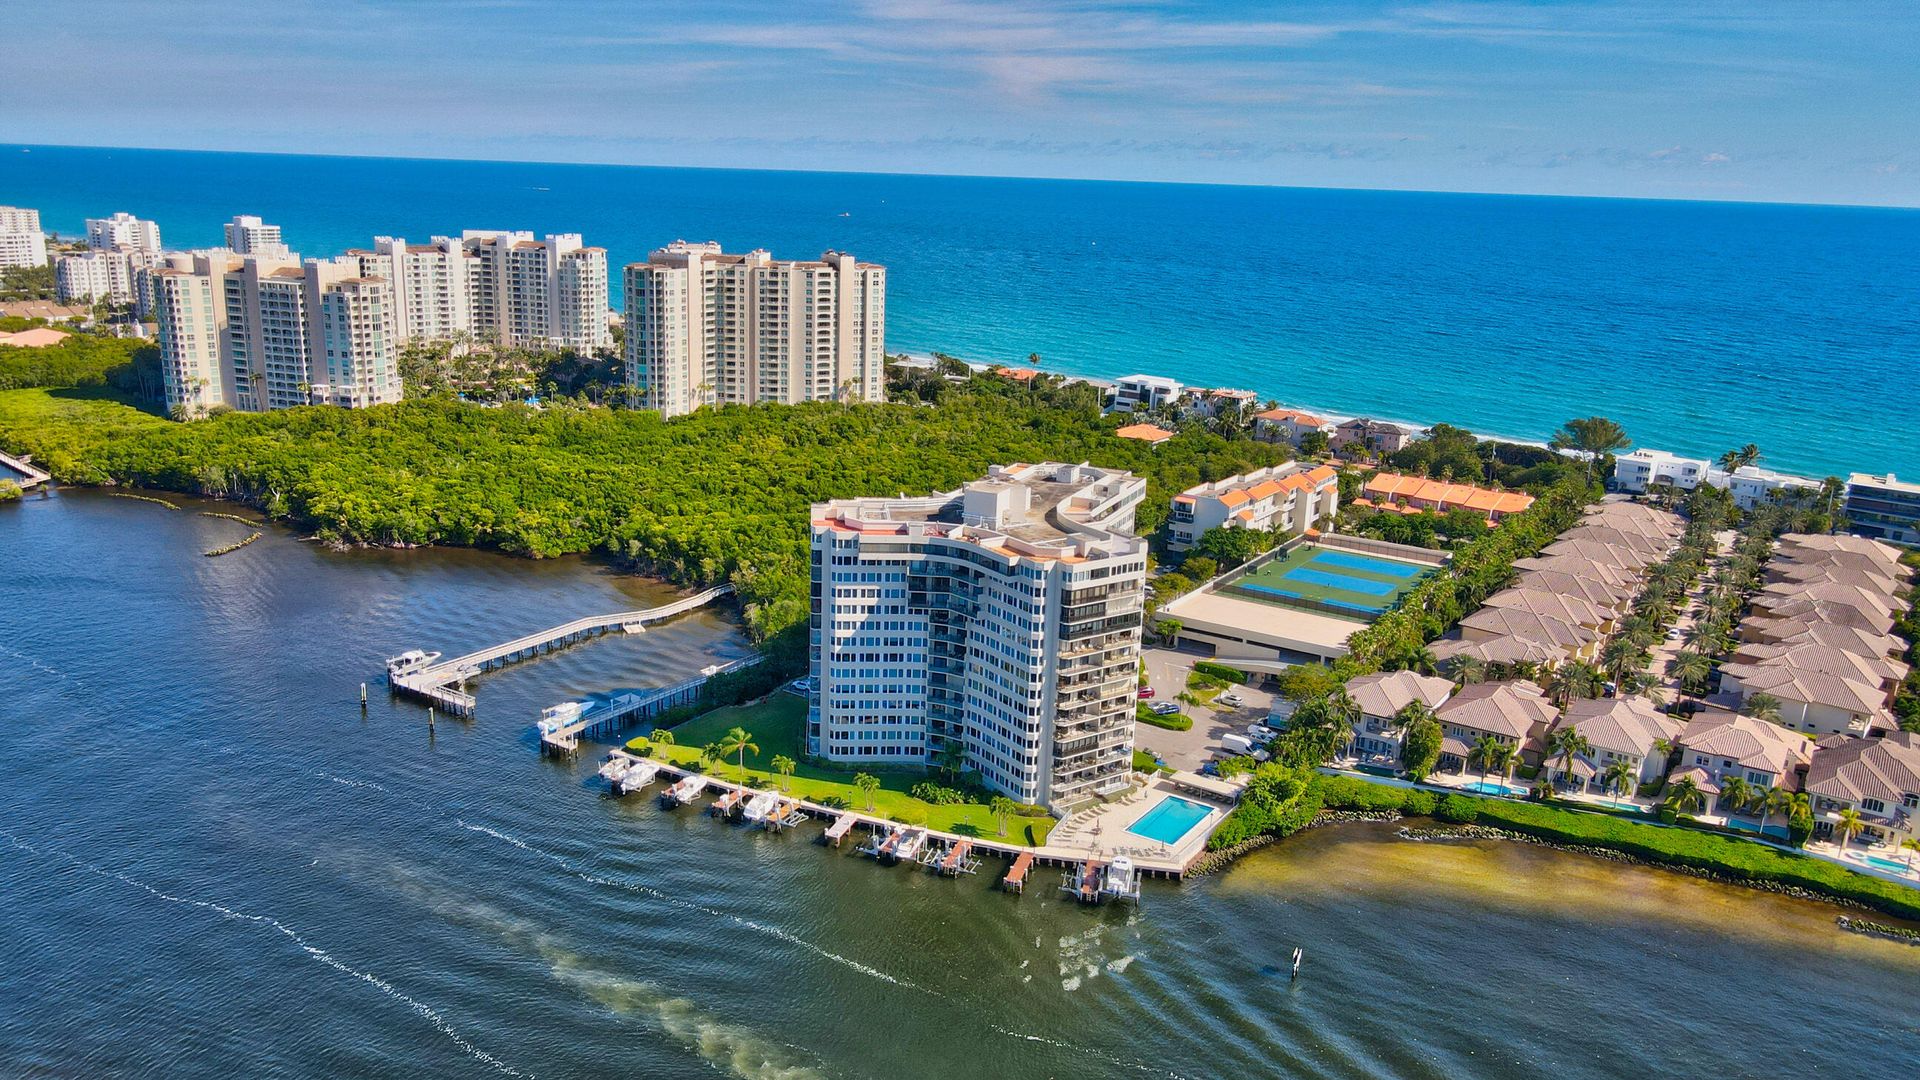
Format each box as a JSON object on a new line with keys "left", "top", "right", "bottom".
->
{"left": 1167, "top": 463, "right": 1339, "bottom": 549}
{"left": 1362, "top": 472, "right": 1535, "bottom": 521}
{"left": 1252, "top": 407, "right": 1331, "bottom": 448}
{"left": 1115, "top": 422, "right": 1176, "bottom": 445}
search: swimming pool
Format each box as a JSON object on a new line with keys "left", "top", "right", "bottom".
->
{"left": 1723, "top": 818, "right": 1790, "bottom": 840}
{"left": 1126, "top": 796, "right": 1213, "bottom": 845}
{"left": 1862, "top": 855, "right": 1911, "bottom": 874}
{"left": 1460, "top": 780, "right": 1525, "bottom": 797}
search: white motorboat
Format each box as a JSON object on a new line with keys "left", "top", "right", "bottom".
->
{"left": 740, "top": 791, "right": 780, "bottom": 824}
{"left": 617, "top": 762, "right": 661, "bottom": 794}
{"left": 385, "top": 649, "right": 441, "bottom": 677}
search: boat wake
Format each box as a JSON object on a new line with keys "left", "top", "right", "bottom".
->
{"left": 0, "top": 829, "right": 527, "bottom": 1077}
{"left": 452, "top": 819, "right": 924, "bottom": 991}
{"left": 386, "top": 873, "right": 828, "bottom": 1080}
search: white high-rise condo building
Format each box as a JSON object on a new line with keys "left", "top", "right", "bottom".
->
{"left": 56, "top": 248, "right": 157, "bottom": 306}
{"left": 85, "top": 212, "right": 163, "bottom": 253}
{"left": 151, "top": 251, "right": 403, "bottom": 416}
{"left": 151, "top": 260, "right": 229, "bottom": 417}
{"left": 223, "top": 215, "right": 290, "bottom": 256}
{"left": 809, "top": 463, "right": 1148, "bottom": 809}
{"left": 350, "top": 236, "right": 474, "bottom": 344}
{"left": 624, "top": 241, "right": 886, "bottom": 417}
{"left": 460, "top": 231, "right": 609, "bottom": 351}
{"left": 0, "top": 206, "right": 48, "bottom": 269}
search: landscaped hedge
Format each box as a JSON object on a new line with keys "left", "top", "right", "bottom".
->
{"left": 1193, "top": 660, "right": 1252, "bottom": 684}
{"left": 1472, "top": 797, "right": 1920, "bottom": 921}
{"left": 1313, "top": 775, "right": 1920, "bottom": 920}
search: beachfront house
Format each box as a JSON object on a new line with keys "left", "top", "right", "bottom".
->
{"left": 1165, "top": 464, "right": 1339, "bottom": 551}
{"left": 1342, "top": 670, "right": 1455, "bottom": 769}
{"left": 1433, "top": 681, "right": 1556, "bottom": 776}
{"left": 1252, "top": 408, "right": 1330, "bottom": 448}
{"left": 1802, "top": 732, "right": 1920, "bottom": 847}
{"left": 1108, "top": 374, "right": 1186, "bottom": 414}
{"left": 1331, "top": 418, "right": 1413, "bottom": 456}
{"left": 1669, "top": 708, "right": 1813, "bottom": 813}
{"left": 1544, "top": 697, "right": 1681, "bottom": 793}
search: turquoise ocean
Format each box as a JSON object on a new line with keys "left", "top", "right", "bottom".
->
{"left": 3, "top": 144, "right": 1916, "bottom": 479}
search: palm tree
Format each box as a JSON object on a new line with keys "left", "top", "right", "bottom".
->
{"left": 1665, "top": 775, "right": 1705, "bottom": 816}
{"left": 1391, "top": 643, "right": 1439, "bottom": 675}
{"left": 699, "top": 743, "right": 722, "bottom": 771}
{"left": 1740, "top": 692, "right": 1782, "bottom": 725}
{"left": 934, "top": 740, "right": 967, "bottom": 782}
{"left": 1468, "top": 734, "right": 1504, "bottom": 785}
{"left": 1901, "top": 836, "right": 1920, "bottom": 873}
{"left": 854, "top": 772, "right": 880, "bottom": 812}
{"left": 770, "top": 754, "right": 796, "bottom": 792}
{"left": 1544, "top": 661, "right": 1601, "bottom": 707}
{"left": 1737, "top": 443, "right": 1761, "bottom": 470}
{"left": 650, "top": 728, "right": 675, "bottom": 748}
{"left": 1667, "top": 649, "right": 1713, "bottom": 703}
{"left": 1444, "top": 654, "right": 1485, "bottom": 686}
{"left": 1718, "top": 775, "right": 1752, "bottom": 820}
{"left": 1757, "top": 785, "right": 1792, "bottom": 839}
{"left": 1833, "top": 807, "right": 1866, "bottom": 852}
{"left": 717, "top": 725, "right": 759, "bottom": 782}
{"left": 1548, "top": 727, "right": 1593, "bottom": 790}
{"left": 990, "top": 795, "right": 1016, "bottom": 838}
{"left": 1600, "top": 637, "right": 1648, "bottom": 692}
{"left": 1601, "top": 759, "right": 1637, "bottom": 806}
{"left": 1549, "top": 416, "right": 1632, "bottom": 481}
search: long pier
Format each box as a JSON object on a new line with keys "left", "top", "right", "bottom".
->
{"left": 388, "top": 585, "right": 734, "bottom": 717}
{"left": 0, "top": 450, "right": 50, "bottom": 490}
{"left": 537, "top": 654, "right": 765, "bottom": 755}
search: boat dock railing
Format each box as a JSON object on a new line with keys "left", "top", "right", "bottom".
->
{"left": 0, "top": 450, "right": 52, "bottom": 490}
{"left": 388, "top": 585, "right": 735, "bottom": 718}
{"left": 537, "top": 654, "right": 763, "bottom": 755}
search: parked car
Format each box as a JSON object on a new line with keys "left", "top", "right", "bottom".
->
{"left": 1220, "top": 733, "right": 1255, "bottom": 756}
{"left": 1150, "top": 701, "right": 1181, "bottom": 715}
{"left": 1138, "top": 686, "right": 1156, "bottom": 699}
{"left": 1246, "top": 724, "right": 1277, "bottom": 742}
{"left": 1665, "top": 628, "right": 1685, "bottom": 641}
{"left": 1219, "top": 692, "right": 1244, "bottom": 707}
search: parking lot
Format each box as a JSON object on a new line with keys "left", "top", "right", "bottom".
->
{"left": 1133, "top": 646, "right": 1283, "bottom": 772}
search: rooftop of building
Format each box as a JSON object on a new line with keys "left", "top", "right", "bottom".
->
{"left": 1114, "top": 423, "right": 1175, "bottom": 444}
{"left": 1173, "top": 463, "right": 1338, "bottom": 506}
{"left": 812, "top": 462, "right": 1144, "bottom": 561}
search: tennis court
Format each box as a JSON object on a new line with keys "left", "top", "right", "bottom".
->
{"left": 1221, "top": 543, "right": 1435, "bottom": 619}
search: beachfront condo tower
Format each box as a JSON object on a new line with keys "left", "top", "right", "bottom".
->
{"left": 460, "top": 231, "right": 611, "bottom": 352}
{"left": 85, "top": 212, "right": 163, "bottom": 253}
{"left": 623, "top": 241, "right": 886, "bottom": 417}
{"left": 0, "top": 206, "right": 48, "bottom": 270}
{"left": 152, "top": 251, "right": 403, "bottom": 416}
{"left": 808, "top": 463, "right": 1147, "bottom": 810}
{"left": 223, "top": 214, "right": 290, "bottom": 257}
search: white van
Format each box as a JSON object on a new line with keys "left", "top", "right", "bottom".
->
{"left": 1220, "top": 733, "right": 1255, "bottom": 756}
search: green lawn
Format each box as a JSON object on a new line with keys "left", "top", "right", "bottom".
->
{"left": 627, "top": 694, "right": 1056, "bottom": 845}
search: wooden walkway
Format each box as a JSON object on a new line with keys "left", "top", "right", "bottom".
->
{"left": 0, "top": 450, "right": 50, "bottom": 490}
{"left": 537, "top": 655, "right": 763, "bottom": 755}
{"left": 388, "top": 585, "right": 734, "bottom": 717}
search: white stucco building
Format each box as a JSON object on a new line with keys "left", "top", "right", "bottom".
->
{"left": 1611, "top": 448, "right": 1821, "bottom": 509}
{"left": 0, "top": 206, "right": 48, "bottom": 270}
{"left": 809, "top": 462, "right": 1147, "bottom": 810}
{"left": 1166, "top": 463, "right": 1340, "bottom": 550}
{"left": 85, "top": 212, "right": 163, "bottom": 253}
{"left": 461, "top": 231, "right": 610, "bottom": 352}
{"left": 625, "top": 240, "right": 885, "bottom": 417}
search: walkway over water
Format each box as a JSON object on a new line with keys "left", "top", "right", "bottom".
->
{"left": 0, "top": 450, "right": 51, "bottom": 490}
{"left": 388, "top": 585, "right": 734, "bottom": 717}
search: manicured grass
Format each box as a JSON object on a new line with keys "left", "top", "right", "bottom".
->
{"left": 627, "top": 694, "right": 1056, "bottom": 845}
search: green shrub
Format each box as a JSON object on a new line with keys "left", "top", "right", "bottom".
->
{"left": 1136, "top": 702, "right": 1193, "bottom": 730}
{"left": 909, "top": 781, "right": 967, "bottom": 805}
{"left": 1435, "top": 794, "right": 1482, "bottom": 823}
{"left": 1193, "top": 661, "right": 1251, "bottom": 684}
{"left": 818, "top": 794, "right": 851, "bottom": 810}
{"left": 1131, "top": 749, "right": 1158, "bottom": 772}
{"left": 1315, "top": 775, "right": 1436, "bottom": 816}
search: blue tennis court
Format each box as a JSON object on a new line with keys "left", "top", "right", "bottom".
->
{"left": 1220, "top": 543, "right": 1437, "bottom": 620}
{"left": 1290, "top": 567, "right": 1396, "bottom": 595}
{"left": 1313, "top": 550, "right": 1424, "bottom": 579}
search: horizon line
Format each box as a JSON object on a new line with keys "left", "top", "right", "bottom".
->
{"left": 11, "top": 141, "right": 1919, "bottom": 215}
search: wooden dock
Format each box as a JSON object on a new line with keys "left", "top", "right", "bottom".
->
{"left": 536, "top": 655, "right": 763, "bottom": 755}
{"left": 0, "top": 450, "right": 51, "bottom": 491}
{"left": 387, "top": 585, "right": 734, "bottom": 718}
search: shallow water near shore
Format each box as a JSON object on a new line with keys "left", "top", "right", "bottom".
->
{"left": 3, "top": 488, "right": 1917, "bottom": 1079}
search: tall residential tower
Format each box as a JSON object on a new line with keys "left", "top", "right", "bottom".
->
{"left": 625, "top": 241, "right": 885, "bottom": 417}
{"left": 809, "top": 463, "right": 1147, "bottom": 810}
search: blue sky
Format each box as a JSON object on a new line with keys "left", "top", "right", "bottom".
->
{"left": 4, "top": 1, "right": 1915, "bottom": 205}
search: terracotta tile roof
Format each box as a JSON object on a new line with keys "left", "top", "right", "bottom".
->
{"left": 1253, "top": 407, "right": 1326, "bottom": 425}
{"left": 1114, "top": 423, "right": 1175, "bottom": 444}
{"left": 1345, "top": 670, "right": 1454, "bottom": 720}
{"left": 1557, "top": 697, "right": 1681, "bottom": 759}
{"left": 1677, "top": 711, "right": 1812, "bottom": 776}
{"left": 1436, "top": 680, "right": 1556, "bottom": 742}
{"left": 1804, "top": 732, "right": 1920, "bottom": 812}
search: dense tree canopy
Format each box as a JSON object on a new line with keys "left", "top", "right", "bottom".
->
{"left": 0, "top": 376, "right": 1292, "bottom": 654}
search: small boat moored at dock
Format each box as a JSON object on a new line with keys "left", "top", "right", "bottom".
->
{"left": 616, "top": 762, "right": 661, "bottom": 794}
{"left": 385, "top": 650, "right": 441, "bottom": 678}
{"left": 740, "top": 790, "right": 780, "bottom": 824}
{"left": 661, "top": 775, "right": 706, "bottom": 807}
